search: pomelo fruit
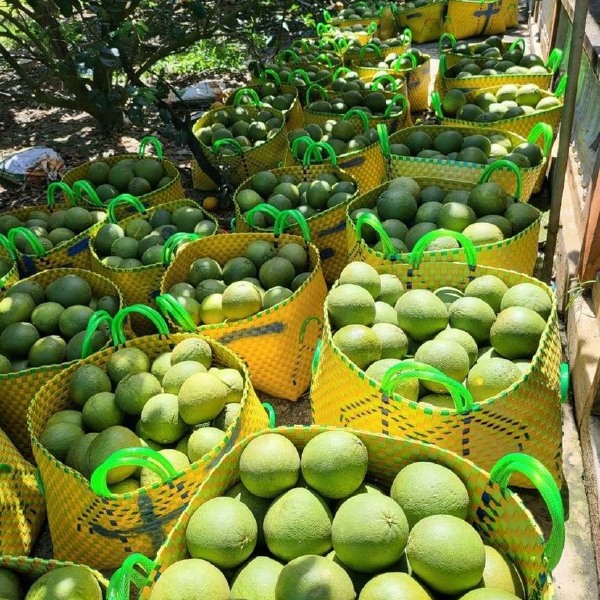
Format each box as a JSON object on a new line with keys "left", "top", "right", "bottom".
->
{"left": 358, "top": 572, "right": 432, "bottom": 599}
{"left": 45, "top": 275, "right": 92, "bottom": 307}
{"left": 230, "top": 555, "right": 283, "bottom": 600}
{"left": 140, "top": 393, "right": 187, "bottom": 444}
{"left": 371, "top": 323, "right": 408, "bottom": 360}
{"left": 39, "top": 421, "right": 84, "bottom": 462}
{"left": 178, "top": 372, "right": 229, "bottom": 424}
{"left": 225, "top": 481, "right": 272, "bottom": 546}
{"left": 115, "top": 371, "right": 162, "bottom": 415}
{"left": 186, "top": 426, "right": 225, "bottom": 462}
{"left": 86, "top": 425, "right": 142, "bottom": 483}
{"left": 333, "top": 324, "right": 382, "bottom": 369}
{"left": 106, "top": 347, "right": 150, "bottom": 385}
{"left": 460, "top": 590, "right": 521, "bottom": 599}
{"left": 395, "top": 290, "right": 448, "bottom": 341}
{"left": 377, "top": 274, "right": 404, "bottom": 305}
{"left": 328, "top": 284, "right": 376, "bottom": 328}
{"left": 82, "top": 392, "right": 124, "bottom": 431}
{"left": 140, "top": 449, "right": 190, "bottom": 487}
{"left": 222, "top": 281, "right": 263, "bottom": 320}
{"left": 0, "top": 293, "right": 36, "bottom": 331}
{"left": 465, "top": 275, "right": 509, "bottom": 313}
{"left": 162, "top": 360, "right": 206, "bottom": 394}
{"left": 365, "top": 359, "right": 420, "bottom": 401}
{"left": 449, "top": 297, "right": 497, "bottom": 343}
{"left": 25, "top": 565, "right": 102, "bottom": 600}
{"left": 435, "top": 328, "right": 478, "bottom": 367}
{"left": 339, "top": 262, "right": 381, "bottom": 299}
{"left": 414, "top": 339, "right": 470, "bottom": 391}
{"left": 480, "top": 545, "right": 525, "bottom": 597}
{"left": 466, "top": 358, "right": 522, "bottom": 402}
{"left": 490, "top": 306, "right": 546, "bottom": 359}
{"left": 499, "top": 283, "right": 552, "bottom": 320}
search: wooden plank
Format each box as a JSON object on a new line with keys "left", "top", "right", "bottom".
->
{"left": 578, "top": 175, "right": 600, "bottom": 281}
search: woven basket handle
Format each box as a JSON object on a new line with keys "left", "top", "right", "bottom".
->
{"left": 438, "top": 33, "right": 457, "bottom": 51}
{"left": 291, "top": 135, "right": 315, "bottom": 160}
{"left": 302, "top": 141, "right": 338, "bottom": 167}
{"left": 554, "top": 74, "right": 567, "bottom": 98}
{"left": 81, "top": 309, "right": 113, "bottom": 358}
{"left": 107, "top": 194, "right": 146, "bottom": 224}
{"left": 384, "top": 94, "right": 408, "bottom": 118}
{"left": 342, "top": 108, "right": 369, "bottom": 133}
{"left": 259, "top": 69, "right": 282, "bottom": 86}
{"left": 306, "top": 82, "right": 329, "bottom": 105}
{"left": 316, "top": 53, "right": 334, "bottom": 67}
{"left": 262, "top": 403, "right": 277, "bottom": 428}
{"left": 377, "top": 123, "right": 392, "bottom": 158}
{"left": 276, "top": 48, "right": 301, "bottom": 66}
{"left": 400, "top": 28, "right": 412, "bottom": 44}
{"left": 287, "top": 69, "right": 311, "bottom": 86}
{"left": 381, "top": 361, "right": 474, "bottom": 414}
{"left": 322, "top": 9, "right": 333, "bottom": 23}
{"left": 111, "top": 305, "right": 170, "bottom": 345}
{"left": 161, "top": 232, "right": 201, "bottom": 266}
{"left": 527, "top": 122, "right": 553, "bottom": 157}
{"left": 0, "top": 233, "right": 16, "bottom": 261}
{"left": 439, "top": 53, "right": 447, "bottom": 77}
{"left": 91, "top": 447, "right": 179, "bottom": 497}
{"left": 332, "top": 66, "right": 352, "bottom": 81}
{"left": 371, "top": 74, "right": 398, "bottom": 92}
{"left": 107, "top": 553, "right": 156, "bottom": 600}
{"left": 392, "top": 52, "right": 417, "bottom": 72}
{"left": 155, "top": 293, "right": 198, "bottom": 332}
{"left": 291, "top": 39, "right": 311, "bottom": 53}
{"left": 410, "top": 229, "right": 478, "bottom": 270}
{"left": 359, "top": 43, "right": 382, "bottom": 61}
{"left": 354, "top": 212, "right": 398, "bottom": 258}
{"left": 546, "top": 48, "right": 563, "bottom": 73}
{"left": 213, "top": 138, "right": 245, "bottom": 156}
{"left": 7, "top": 227, "right": 47, "bottom": 258}
{"left": 245, "top": 203, "right": 281, "bottom": 227}
{"left": 317, "top": 22, "right": 333, "bottom": 36}
{"left": 47, "top": 181, "right": 77, "bottom": 208}
{"left": 233, "top": 88, "right": 262, "bottom": 107}
{"left": 274, "top": 209, "right": 311, "bottom": 241}
{"left": 334, "top": 37, "right": 349, "bottom": 53}
{"left": 479, "top": 160, "right": 523, "bottom": 200}
{"left": 366, "top": 21, "right": 378, "bottom": 35}
{"left": 72, "top": 180, "right": 105, "bottom": 207}
{"left": 489, "top": 453, "right": 565, "bottom": 570}
{"left": 431, "top": 91, "right": 443, "bottom": 118}
{"left": 138, "top": 136, "right": 164, "bottom": 160}
{"left": 509, "top": 37, "right": 526, "bottom": 53}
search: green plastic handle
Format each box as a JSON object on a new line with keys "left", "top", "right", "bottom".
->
{"left": 410, "top": 229, "right": 478, "bottom": 270}
{"left": 489, "top": 453, "right": 565, "bottom": 570}
{"left": 213, "top": 138, "right": 244, "bottom": 156}
{"left": 392, "top": 52, "right": 417, "bottom": 72}
{"left": 316, "top": 53, "right": 334, "bottom": 68}
{"left": 291, "top": 135, "right": 315, "bottom": 160}
{"left": 81, "top": 310, "right": 113, "bottom": 358}
{"left": 546, "top": 48, "right": 563, "bottom": 73}
{"left": 322, "top": 9, "right": 332, "bottom": 23}
{"left": 438, "top": 32, "right": 457, "bottom": 51}
{"left": 274, "top": 209, "right": 311, "bottom": 241}
{"left": 317, "top": 22, "right": 332, "bottom": 36}
{"left": 0, "top": 233, "right": 17, "bottom": 261}
{"left": 259, "top": 69, "right": 282, "bottom": 86}
{"left": 312, "top": 338, "right": 322, "bottom": 373}
{"left": 233, "top": 88, "right": 262, "bottom": 107}
{"left": 110, "top": 305, "right": 170, "bottom": 345}
{"left": 371, "top": 74, "right": 399, "bottom": 91}
{"left": 359, "top": 43, "right": 382, "bottom": 61}
{"left": 162, "top": 232, "right": 201, "bottom": 265}
{"left": 8, "top": 227, "right": 46, "bottom": 257}
{"left": 439, "top": 53, "right": 447, "bottom": 76}
{"left": 90, "top": 447, "right": 178, "bottom": 496}
{"left": 335, "top": 37, "right": 349, "bottom": 53}
{"left": 401, "top": 28, "right": 412, "bottom": 44}
{"left": 276, "top": 48, "right": 301, "bottom": 65}
{"left": 384, "top": 94, "right": 408, "bottom": 118}
{"left": 302, "top": 141, "right": 338, "bottom": 167}
{"left": 245, "top": 203, "right": 281, "bottom": 227}
{"left": 107, "top": 194, "right": 146, "bottom": 224}
{"left": 155, "top": 293, "right": 198, "bottom": 332}
{"left": 107, "top": 553, "right": 156, "bottom": 600}
{"left": 262, "top": 403, "right": 277, "bottom": 428}
{"left": 72, "top": 180, "right": 105, "bottom": 207}
{"left": 138, "top": 136, "right": 164, "bottom": 160}
{"left": 479, "top": 160, "right": 523, "bottom": 200}
{"left": 366, "top": 21, "right": 378, "bottom": 35}
{"left": 509, "top": 37, "right": 526, "bottom": 53}
{"left": 287, "top": 69, "right": 311, "bottom": 86}
{"left": 377, "top": 122, "right": 392, "bottom": 157}
{"left": 355, "top": 212, "right": 397, "bottom": 257}
{"left": 431, "top": 91, "right": 443, "bottom": 118}
{"left": 332, "top": 66, "right": 352, "bottom": 80}
{"left": 47, "top": 181, "right": 76, "bottom": 208}
{"left": 381, "top": 361, "right": 474, "bottom": 413}
{"left": 554, "top": 74, "right": 567, "bottom": 98}
{"left": 306, "top": 82, "right": 329, "bottom": 105}
{"left": 291, "top": 39, "right": 311, "bottom": 53}
{"left": 560, "top": 362, "right": 570, "bottom": 403}
{"left": 527, "top": 122, "right": 554, "bottom": 157}
{"left": 342, "top": 108, "right": 369, "bottom": 132}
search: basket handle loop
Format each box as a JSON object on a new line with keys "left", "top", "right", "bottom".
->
{"left": 355, "top": 212, "right": 397, "bottom": 258}
{"left": 359, "top": 43, "right": 382, "bottom": 61}
{"left": 381, "top": 361, "right": 474, "bottom": 414}
{"left": 366, "top": 21, "right": 378, "bottom": 35}
{"left": 401, "top": 28, "right": 412, "bottom": 44}
{"left": 489, "top": 453, "right": 565, "bottom": 570}
{"left": 233, "top": 88, "right": 262, "bottom": 107}
{"left": 291, "top": 39, "right": 311, "bottom": 53}
{"left": 0, "top": 234, "right": 17, "bottom": 261}
{"left": 527, "top": 122, "right": 554, "bottom": 157}
{"left": 392, "top": 52, "right": 417, "bottom": 71}
{"left": 107, "top": 194, "right": 146, "bottom": 224}
{"left": 322, "top": 9, "right": 332, "bottom": 23}
{"left": 509, "top": 37, "right": 526, "bottom": 52}
{"left": 274, "top": 209, "right": 311, "bottom": 241}
{"left": 72, "top": 180, "right": 105, "bottom": 207}
{"left": 377, "top": 122, "right": 392, "bottom": 158}
{"left": 138, "top": 136, "right": 164, "bottom": 160}
{"left": 384, "top": 94, "right": 408, "bottom": 118}
{"left": 162, "top": 232, "right": 201, "bottom": 266}
{"left": 287, "top": 69, "right": 311, "bottom": 86}
{"left": 335, "top": 37, "right": 349, "bottom": 53}
{"left": 439, "top": 53, "right": 447, "bottom": 76}
{"left": 317, "top": 22, "right": 332, "bottom": 37}
{"left": 291, "top": 135, "right": 315, "bottom": 160}
{"left": 47, "top": 181, "right": 77, "bottom": 207}
{"left": 332, "top": 66, "right": 352, "bottom": 80}
{"left": 110, "top": 305, "right": 170, "bottom": 345}
{"left": 431, "top": 91, "right": 444, "bottom": 118}
{"left": 479, "top": 160, "right": 523, "bottom": 200}
{"left": 342, "top": 108, "right": 369, "bottom": 132}
{"left": 91, "top": 447, "right": 179, "bottom": 497}
{"left": 259, "top": 69, "right": 282, "bottom": 86}
{"left": 554, "top": 74, "right": 567, "bottom": 98}
{"left": 305, "top": 82, "right": 329, "bottom": 106}
{"left": 546, "top": 48, "right": 563, "bottom": 73}
{"left": 262, "top": 403, "right": 277, "bottom": 428}
{"left": 213, "top": 138, "right": 245, "bottom": 156}
{"left": 438, "top": 32, "right": 457, "bottom": 51}
{"left": 410, "top": 229, "right": 478, "bottom": 270}
{"left": 7, "top": 227, "right": 47, "bottom": 257}
{"left": 245, "top": 203, "right": 281, "bottom": 227}
{"left": 302, "top": 141, "right": 338, "bottom": 167}
{"left": 371, "top": 74, "right": 398, "bottom": 91}
{"left": 81, "top": 310, "right": 113, "bottom": 358}
{"left": 276, "top": 48, "right": 301, "bottom": 65}
{"left": 316, "top": 53, "right": 333, "bottom": 67}
{"left": 155, "top": 293, "right": 198, "bottom": 332}
{"left": 107, "top": 553, "right": 156, "bottom": 600}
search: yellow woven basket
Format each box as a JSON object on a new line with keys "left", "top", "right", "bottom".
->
{"left": 431, "top": 75, "right": 566, "bottom": 139}
{"left": 443, "top": 0, "right": 506, "bottom": 39}
{"left": 28, "top": 308, "right": 270, "bottom": 570}
{"left": 311, "top": 247, "right": 563, "bottom": 488}
{"left": 0, "top": 556, "right": 108, "bottom": 594}
{"left": 0, "top": 428, "right": 45, "bottom": 556}
{"left": 0, "top": 268, "right": 123, "bottom": 460}
{"left": 0, "top": 234, "right": 19, "bottom": 292}
{"left": 159, "top": 218, "right": 327, "bottom": 400}
{"left": 503, "top": 0, "right": 519, "bottom": 26}
{"left": 89, "top": 195, "right": 218, "bottom": 335}
{"left": 232, "top": 152, "right": 360, "bottom": 284}
{"left": 382, "top": 123, "right": 553, "bottom": 202}
{"left": 346, "top": 163, "right": 541, "bottom": 275}
{"left": 339, "top": 30, "right": 412, "bottom": 66}
{"left": 438, "top": 34, "right": 525, "bottom": 71}
{"left": 62, "top": 136, "right": 185, "bottom": 212}
{"left": 396, "top": 0, "right": 447, "bottom": 43}
{"left": 107, "top": 425, "right": 564, "bottom": 600}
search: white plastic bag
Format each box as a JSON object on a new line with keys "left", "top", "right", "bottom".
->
{"left": 0, "top": 147, "right": 65, "bottom": 185}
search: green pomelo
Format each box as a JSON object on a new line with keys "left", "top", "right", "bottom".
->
{"left": 140, "top": 393, "right": 187, "bottom": 444}
{"left": 395, "top": 290, "right": 448, "bottom": 341}
{"left": 28, "top": 335, "right": 67, "bottom": 367}
{"left": 0, "top": 293, "right": 36, "bottom": 331}
{"left": 24, "top": 565, "right": 102, "bottom": 600}
{"left": 114, "top": 372, "right": 162, "bottom": 415}
{"left": 178, "top": 372, "right": 229, "bottom": 425}
{"left": 448, "top": 296, "right": 497, "bottom": 343}
{"left": 365, "top": 359, "right": 420, "bottom": 400}
{"left": 86, "top": 425, "right": 142, "bottom": 484}
{"left": 45, "top": 275, "right": 92, "bottom": 308}
{"left": 69, "top": 364, "right": 112, "bottom": 407}
{"left": 333, "top": 324, "right": 382, "bottom": 370}
{"left": 435, "top": 327, "right": 479, "bottom": 367}
{"left": 414, "top": 339, "right": 470, "bottom": 391}
{"left": 500, "top": 282, "right": 552, "bottom": 320}
{"left": 327, "top": 284, "right": 376, "bottom": 328}
{"left": 490, "top": 306, "right": 546, "bottom": 359}
{"left": 464, "top": 275, "right": 510, "bottom": 313}
{"left": 82, "top": 391, "right": 124, "bottom": 432}
{"left": 466, "top": 357, "right": 522, "bottom": 402}
{"left": 39, "top": 421, "right": 84, "bottom": 462}
{"left": 358, "top": 572, "right": 432, "bottom": 599}
{"left": 106, "top": 347, "right": 150, "bottom": 385}
{"left": 479, "top": 545, "right": 525, "bottom": 597}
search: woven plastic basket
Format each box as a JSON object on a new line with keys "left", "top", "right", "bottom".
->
{"left": 232, "top": 150, "right": 360, "bottom": 283}
{"left": 339, "top": 30, "right": 412, "bottom": 65}
{"left": 312, "top": 243, "right": 563, "bottom": 488}
{"left": 107, "top": 425, "right": 564, "bottom": 600}
{"left": 159, "top": 213, "right": 327, "bottom": 400}
{"left": 443, "top": 0, "right": 506, "bottom": 39}
{"left": 381, "top": 51, "right": 431, "bottom": 113}
{"left": 382, "top": 122, "right": 554, "bottom": 202}
{"left": 28, "top": 306, "right": 270, "bottom": 570}
{"left": 0, "top": 234, "right": 19, "bottom": 292}
{"left": 0, "top": 428, "right": 45, "bottom": 556}
{"left": 62, "top": 136, "right": 184, "bottom": 212}
{"left": 346, "top": 163, "right": 541, "bottom": 275}
{"left": 0, "top": 268, "right": 123, "bottom": 460}
{"left": 438, "top": 34, "right": 526, "bottom": 70}
{"left": 396, "top": 0, "right": 447, "bottom": 43}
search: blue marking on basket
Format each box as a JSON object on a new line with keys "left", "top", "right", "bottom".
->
{"left": 67, "top": 237, "right": 89, "bottom": 256}
{"left": 388, "top": 118, "right": 400, "bottom": 134}
{"left": 20, "top": 254, "right": 38, "bottom": 276}
{"left": 320, "top": 248, "right": 335, "bottom": 259}
{"left": 149, "top": 289, "right": 160, "bottom": 301}
{"left": 339, "top": 156, "right": 365, "bottom": 169}
{"left": 318, "top": 220, "right": 346, "bottom": 236}
{"left": 474, "top": 0, "right": 502, "bottom": 35}
{"left": 406, "top": 12, "right": 423, "bottom": 19}
{"left": 218, "top": 322, "right": 285, "bottom": 344}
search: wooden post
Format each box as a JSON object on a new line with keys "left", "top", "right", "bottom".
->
{"left": 578, "top": 176, "right": 600, "bottom": 282}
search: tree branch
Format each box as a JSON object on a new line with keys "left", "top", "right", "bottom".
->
{"left": 0, "top": 8, "right": 54, "bottom": 64}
